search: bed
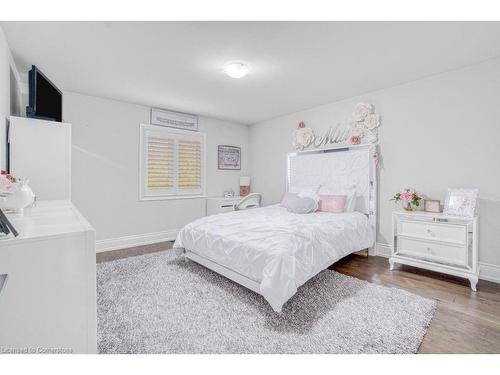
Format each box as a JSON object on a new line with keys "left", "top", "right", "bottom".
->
{"left": 174, "top": 144, "right": 378, "bottom": 312}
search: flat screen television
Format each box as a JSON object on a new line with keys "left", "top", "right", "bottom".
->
{"left": 26, "top": 65, "right": 62, "bottom": 122}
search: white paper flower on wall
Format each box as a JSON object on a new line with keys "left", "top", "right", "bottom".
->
{"left": 350, "top": 121, "right": 367, "bottom": 138}
{"left": 292, "top": 122, "right": 315, "bottom": 150}
{"left": 354, "top": 103, "right": 373, "bottom": 122}
{"left": 363, "top": 130, "right": 378, "bottom": 144}
{"left": 364, "top": 114, "right": 380, "bottom": 130}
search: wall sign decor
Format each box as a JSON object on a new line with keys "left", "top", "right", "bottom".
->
{"left": 151, "top": 108, "right": 199, "bottom": 131}
{"left": 292, "top": 102, "right": 381, "bottom": 151}
{"left": 218, "top": 145, "right": 241, "bottom": 170}
{"left": 443, "top": 188, "right": 478, "bottom": 218}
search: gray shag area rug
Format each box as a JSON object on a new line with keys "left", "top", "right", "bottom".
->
{"left": 97, "top": 250, "right": 436, "bottom": 354}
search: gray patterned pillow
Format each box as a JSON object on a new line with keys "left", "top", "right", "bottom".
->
{"left": 285, "top": 196, "right": 318, "bottom": 214}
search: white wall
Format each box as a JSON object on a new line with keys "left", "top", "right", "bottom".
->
{"left": 63, "top": 92, "right": 250, "bottom": 246}
{"left": 0, "top": 26, "right": 21, "bottom": 171}
{"left": 249, "top": 57, "right": 500, "bottom": 280}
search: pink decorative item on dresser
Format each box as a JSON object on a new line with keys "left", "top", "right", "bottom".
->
{"left": 318, "top": 195, "right": 347, "bottom": 213}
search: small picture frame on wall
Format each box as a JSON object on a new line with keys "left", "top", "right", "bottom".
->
{"left": 424, "top": 199, "right": 441, "bottom": 213}
{"left": 443, "top": 188, "right": 478, "bottom": 218}
{"left": 218, "top": 145, "right": 241, "bottom": 170}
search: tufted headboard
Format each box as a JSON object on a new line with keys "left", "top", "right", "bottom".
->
{"left": 287, "top": 144, "right": 377, "bottom": 250}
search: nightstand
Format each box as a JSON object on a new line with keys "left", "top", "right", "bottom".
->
{"left": 206, "top": 196, "right": 242, "bottom": 216}
{"left": 390, "top": 210, "right": 479, "bottom": 291}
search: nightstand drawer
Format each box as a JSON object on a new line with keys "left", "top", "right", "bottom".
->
{"left": 398, "top": 237, "right": 467, "bottom": 266}
{"left": 206, "top": 197, "right": 241, "bottom": 216}
{"left": 398, "top": 220, "right": 466, "bottom": 244}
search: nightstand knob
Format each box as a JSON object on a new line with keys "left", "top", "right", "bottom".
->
{"left": 427, "top": 229, "right": 432, "bottom": 233}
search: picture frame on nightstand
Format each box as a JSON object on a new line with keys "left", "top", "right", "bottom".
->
{"left": 443, "top": 188, "right": 478, "bottom": 218}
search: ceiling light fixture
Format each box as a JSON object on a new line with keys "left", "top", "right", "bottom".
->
{"left": 224, "top": 61, "right": 250, "bottom": 79}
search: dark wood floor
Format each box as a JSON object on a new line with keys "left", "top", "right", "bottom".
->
{"left": 331, "top": 254, "right": 500, "bottom": 354}
{"left": 97, "top": 242, "right": 500, "bottom": 354}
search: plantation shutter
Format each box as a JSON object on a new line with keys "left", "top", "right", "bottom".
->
{"left": 147, "top": 136, "right": 175, "bottom": 192}
{"left": 141, "top": 124, "right": 205, "bottom": 199}
{"left": 177, "top": 138, "right": 202, "bottom": 192}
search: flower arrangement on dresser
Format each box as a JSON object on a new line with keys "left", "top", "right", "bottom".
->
{"left": 392, "top": 188, "right": 423, "bottom": 211}
{"left": 0, "top": 172, "right": 36, "bottom": 214}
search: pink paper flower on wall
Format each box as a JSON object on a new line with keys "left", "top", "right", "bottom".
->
{"left": 350, "top": 135, "right": 360, "bottom": 145}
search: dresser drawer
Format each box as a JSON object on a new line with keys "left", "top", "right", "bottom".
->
{"left": 397, "top": 236, "right": 467, "bottom": 267}
{"left": 398, "top": 220, "right": 466, "bottom": 245}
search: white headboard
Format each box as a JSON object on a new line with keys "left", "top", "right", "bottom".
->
{"left": 287, "top": 144, "right": 377, "bottom": 251}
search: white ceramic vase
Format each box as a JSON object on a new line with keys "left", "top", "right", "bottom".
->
{"left": 0, "top": 180, "right": 36, "bottom": 214}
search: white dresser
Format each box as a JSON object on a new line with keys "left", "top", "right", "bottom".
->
{"left": 390, "top": 210, "right": 479, "bottom": 290}
{"left": 0, "top": 201, "right": 96, "bottom": 353}
{"left": 206, "top": 196, "right": 242, "bottom": 216}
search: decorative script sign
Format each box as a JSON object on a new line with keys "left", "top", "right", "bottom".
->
{"left": 292, "top": 103, "right": 380, "bottom": 151}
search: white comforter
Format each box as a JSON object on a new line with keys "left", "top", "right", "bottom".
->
{"left": 173, "top": 205, "right": 373, "bottom": 312}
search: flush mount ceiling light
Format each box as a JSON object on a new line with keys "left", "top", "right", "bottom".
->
{"left": 224, "top": 61, "right": 250, "bottom": 79}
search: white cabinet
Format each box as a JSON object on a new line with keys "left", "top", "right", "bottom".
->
{"left": 8, "top": 116, "right": 71, "bottom": 200}
{"left": 206, "top": 196, "right": 242, "bottom": 216}
{"left": 0, "top": 201, "right": 96, "bottom": 353}
{"left": 390, "top": 210, "right": 479, "bottom": 291}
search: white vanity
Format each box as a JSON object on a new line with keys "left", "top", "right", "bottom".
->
{"left": 390, "top": 210, "right": 479, "bottom": 290}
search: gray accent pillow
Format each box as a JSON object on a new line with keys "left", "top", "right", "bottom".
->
{"left": 286, "top": 196, "right": 318, "bottom": 214}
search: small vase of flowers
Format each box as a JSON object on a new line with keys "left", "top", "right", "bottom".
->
{"left": 392, "top": 189, "right": 423, "bottom": 211}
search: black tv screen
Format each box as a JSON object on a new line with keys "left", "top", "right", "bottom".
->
{"left": 27, "top": 65, "right": 62, "bottom": 122}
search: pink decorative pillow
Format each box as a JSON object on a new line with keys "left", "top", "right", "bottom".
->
{"left": 318, "top": 195, "right": 347, "bottom": 213}
{"left": 280, "top": 192, "right": 297, "bottom": 207}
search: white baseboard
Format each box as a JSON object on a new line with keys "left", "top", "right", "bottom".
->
{"left": 479, "top": 262, "right": 500, "bottom": 284}
{"left": 374, "top": 242, "right": 391, "bottom": 258}
{"left": 96, "top": 229, "right": 179, "bottom": 253}
{"left": 374, "top": 242, "right": 500, "bottom": 284}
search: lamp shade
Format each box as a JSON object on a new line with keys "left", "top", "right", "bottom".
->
{"left": 239, "top": 176, "right": 250, "bottom": 186}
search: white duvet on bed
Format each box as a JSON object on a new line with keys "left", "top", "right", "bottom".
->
{"left": 173, "top": 205, "right": 374, "bottom": 312}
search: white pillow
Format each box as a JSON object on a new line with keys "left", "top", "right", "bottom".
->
{"left": 289, "top": 185, "right": 321, "bottom": 203}
{"left": 319, "top": 185, "right": 357, "bottom": 212}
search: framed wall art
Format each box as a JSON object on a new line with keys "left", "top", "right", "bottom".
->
{"left": 443, "top": 188, "right": 478, "bottom": 218}
{"left": 218, "top": 145, "right": 241, "bottom": 170}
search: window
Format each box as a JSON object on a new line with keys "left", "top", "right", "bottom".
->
{"left": 140, "top": 124, "right": 205, "bottom": 200}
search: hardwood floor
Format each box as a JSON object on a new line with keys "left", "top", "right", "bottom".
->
{"left": 96, "top": 241, "right": 173, "bottom": 263}
{"left": 97, "top": 242, "right": 500, "bottom": 354}
{"left": 331, "top": 253, "right": 500, "bottom": 354}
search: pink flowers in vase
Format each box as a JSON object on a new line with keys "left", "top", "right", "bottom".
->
{"left": 392, "top": 188, "right": 423, "bottom": 211}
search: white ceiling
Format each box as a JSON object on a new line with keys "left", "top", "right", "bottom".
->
{"left": 2, "top": 22, "right": 500, "bottom": 124}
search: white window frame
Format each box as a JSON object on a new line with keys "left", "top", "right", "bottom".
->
{"left": 139, "top": 124, "right": 206, "bottom": 201}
